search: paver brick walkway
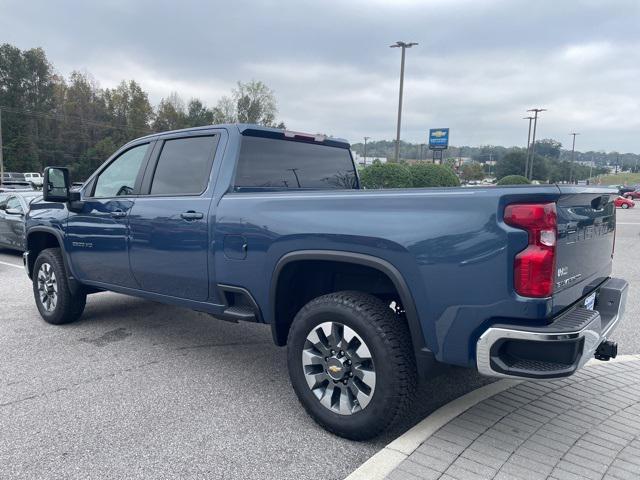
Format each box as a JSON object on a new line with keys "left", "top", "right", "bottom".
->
{"left": 387, "top": 358, "right": 640, "bottom": 480}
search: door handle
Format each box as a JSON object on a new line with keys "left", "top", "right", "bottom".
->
{"left": 111, "top": 209, "right": 127, "bottom": 218}
{"left": 180, "top": 211, "right": 204, "bottom": 220}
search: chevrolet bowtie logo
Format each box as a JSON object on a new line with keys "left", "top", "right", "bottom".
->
{"left": 328, "top": 365, "right": 342, "bottom": 374}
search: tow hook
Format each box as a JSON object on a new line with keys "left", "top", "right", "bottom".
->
{"left": 595, "top": 340, "right": 618, "bottom": 361}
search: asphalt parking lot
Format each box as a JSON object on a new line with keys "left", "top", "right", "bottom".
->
{"left": 0, "top": 206, "right": 637, "bottom": 480}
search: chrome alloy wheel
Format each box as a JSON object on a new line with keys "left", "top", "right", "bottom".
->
{"left": 302, "top": 322, "right": 376, "bottom": 415}
{"left": 37, "top": 262, "right": 58, "bottom": 312}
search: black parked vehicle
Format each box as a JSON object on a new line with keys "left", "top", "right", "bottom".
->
{"left": 0, "top": 191, "right": 41, "bottom": 251}
{"left": 0, "top": 181, "right": 35, "bottom": 192}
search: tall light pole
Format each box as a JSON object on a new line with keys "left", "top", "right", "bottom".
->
{"left": 363, "top": 136, "right": 370, "bottom": 165}
{"left": 390, "top": 41, "right": 418, "bottom": 163}
{"left": 527, "top": 108, "right": 546, "bottom": 180}
{"left": 569, "top": 132, "right": 580, "bottom": 183}
{"left": 523, "top": 116, "right": 534, "bottom": 177}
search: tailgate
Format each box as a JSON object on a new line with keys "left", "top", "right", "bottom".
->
{"left": 553, "top": 188, "right": 616, "bottom": 313}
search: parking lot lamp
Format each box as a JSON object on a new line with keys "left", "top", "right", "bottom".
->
{"left": 390, "top": 41, "right": 418, "bottom": 162}
{"left": 569, "top": 132, "right": 580, "bottom": 183}
{"left": 523, "top": 116, "right": 534, "bottom": 177}
{"left": 527, "top": 108, "right": 546, "bottom": 179}
{"left": 364, "top": 136, "right": 370, "bottom": 164}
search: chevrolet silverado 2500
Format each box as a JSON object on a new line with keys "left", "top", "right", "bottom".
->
{"left": 24, "top": 124, "right": 628, "bottom": 439}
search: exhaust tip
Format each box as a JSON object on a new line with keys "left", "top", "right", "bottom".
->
{"left": 595, "top": 340, "right": 618, "bottom": 361}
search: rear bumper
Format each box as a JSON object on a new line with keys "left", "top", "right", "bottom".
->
{"left": 476, "top": 277, "right": 628, "bottom": 379}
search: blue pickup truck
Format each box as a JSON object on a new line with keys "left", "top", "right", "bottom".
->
{"left": 24, "top": 124, "right": 628, "bottom": 439}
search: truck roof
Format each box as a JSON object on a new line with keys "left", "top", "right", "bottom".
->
{"left": 134, "top": 123, "right": 350, "bottom": 149}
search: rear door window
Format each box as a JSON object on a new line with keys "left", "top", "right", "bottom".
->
{"left": 235, "top": 136, "right": 357, "bottom": 190}
{"left": 149, "top": 135, "right": 218, "bottom": 195}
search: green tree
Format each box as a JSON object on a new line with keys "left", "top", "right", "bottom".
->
{"left": 359, "top": 162, "right": 412, "bottom": 189}
{"left": 213, "top": 80, "right": 284, "bottom": 127}
{"left": 185, "top": 98, "right": 214, "bottom": 127}
{"left": 534, "top": 139, "right": 562, "bottom": 159}
{"left": 152, "top": 92, "right": 187, "bottom": 132}
{"left": 460, "top": 162, "right": 485, "bottom": 182}
{"left": 103, "top": 80, "right": 153, "bottom": 142}
{"left": 497, "top": 175, "right": 531, "bottom": 185}
{"left": 0, "top": 44, "right": 57, "bottom": 171}
{"left": 408, "top": 163, "right": 460, "bottom": 187}
{"left": 495, "top": 150, "right": 527, "bottom": 179}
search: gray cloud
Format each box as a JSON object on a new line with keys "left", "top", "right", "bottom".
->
{"left": 2, "top": 0, "right": 639, "bottom": 151}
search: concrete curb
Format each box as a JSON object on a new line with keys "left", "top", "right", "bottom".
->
{"left": 344, "top": 354, "right": 640, "bottom": 480}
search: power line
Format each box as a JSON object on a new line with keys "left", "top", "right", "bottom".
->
{"left": 0, "top": 105, "right": 152, "bottom": 134}
{"left": 1, "top": 143, "right": 106, "bottom": 161}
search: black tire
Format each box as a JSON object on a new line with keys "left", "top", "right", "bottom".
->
{"left": 621, "top": 203, "right": 629, "bottom": 209}
{"left": 32, "top": 248, "right": 86, "bottom": 325}
{"left": 287, "top": 291, "right": 417, "bottom": 440}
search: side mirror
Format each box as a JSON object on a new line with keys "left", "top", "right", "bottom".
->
{"left": 5, "top": 207, "right": 23, "bottom": 216}
{"left": 43, "top": 167, "right": 70, "bottom": 202}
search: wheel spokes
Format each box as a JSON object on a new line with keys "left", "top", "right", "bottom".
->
{"left": 301, "top": 321, "right": 376, "bottom": 416}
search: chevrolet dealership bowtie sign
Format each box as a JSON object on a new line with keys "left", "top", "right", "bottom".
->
{"left": 428, "top": 128, "right": 449, "bottom": 150}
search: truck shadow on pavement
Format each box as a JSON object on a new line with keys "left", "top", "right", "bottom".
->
{"left": 74, "top": 291, "right": 494, "bottom": 445}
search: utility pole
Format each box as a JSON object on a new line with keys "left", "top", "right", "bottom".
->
{"left": 363, "top": 136, "right": 370, "bottom": 165}
{"left": 523, "top": 116, "right": 534, "bottom": 177}
{"left": 589, "top": 154, "right": 594, "bottom": 183}
{"left": 419, "top": 143, "right": 424, "bottom": 161}
{"left": 390, "top": 41, "right": 418, "bottom": 163}
{"left": 0, "top": 107, "right": 3, "bottom": 187}
{"left": 527, "top": 108, "right": 546, "bottom": 180}
{"left": 569, "top": 132, "right": 580, "bottom": 183}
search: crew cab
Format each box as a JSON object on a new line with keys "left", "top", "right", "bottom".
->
{"left": 23, "top": 124, "right": 628, "bottom": 439}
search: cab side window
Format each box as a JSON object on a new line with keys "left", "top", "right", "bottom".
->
{"left": 93, "top": 143, "right": 149, "bottom": 198}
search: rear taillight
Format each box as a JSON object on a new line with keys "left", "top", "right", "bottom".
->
{"left": 504, "top": 202, "right": 557, "bottom": 298}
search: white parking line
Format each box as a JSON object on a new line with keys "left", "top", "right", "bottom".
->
{"left": 0, "top": 260, "right": 22, "bottom": 269}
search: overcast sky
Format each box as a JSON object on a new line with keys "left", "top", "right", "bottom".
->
{"left": 2, "top": 0, "right": 639, "bottom": 152}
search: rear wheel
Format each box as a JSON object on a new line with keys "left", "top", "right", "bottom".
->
{"left": 621, "top": 203, "right": 629, "bottom": 209}
{"left": 33, "top": 248, "right": 86, "bottom": 325}
{"left": 287, "top": 291, "right": 416, "bottom": 440}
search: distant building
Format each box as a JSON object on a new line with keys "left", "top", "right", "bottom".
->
{"left": 352, "top": 151, "right": 387, "bottom": 166}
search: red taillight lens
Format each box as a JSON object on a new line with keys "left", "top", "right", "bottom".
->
{"left": 504, "top": 203, "right": 557, "bottom": 298}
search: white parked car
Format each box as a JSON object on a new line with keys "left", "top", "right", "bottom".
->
{"left": 24, "top": 172, "right": 43, "bottom": 187}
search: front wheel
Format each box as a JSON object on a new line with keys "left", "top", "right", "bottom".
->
{"left": 287, "top": 291, "right": 416, "bottom": 440}
{"left": 622, "top": 203, "right": 629, "bottom": 209}
{"left": 33, "top": 248, "right": 86, "bottom": 325}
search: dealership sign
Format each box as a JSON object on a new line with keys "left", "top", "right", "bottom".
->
{"left": 428, "top": 128, "right": 449, "bottom": 150}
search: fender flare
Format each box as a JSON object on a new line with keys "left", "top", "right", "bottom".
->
{"left": 26, "top": 226, "right": 82, "bottom": 294}
{"left": 269, "top": 250, "right": 434, "bottom": 373}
